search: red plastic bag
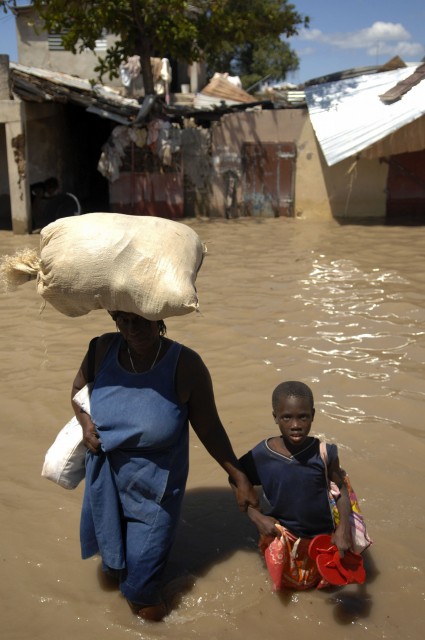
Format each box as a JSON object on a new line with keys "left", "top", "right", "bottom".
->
{"left": 260, "top": 525, "right": 322, "bottom": 591}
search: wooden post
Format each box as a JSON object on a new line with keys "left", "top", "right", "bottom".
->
{"left": 0, "top": 55, "right": 31, "bottom": 234}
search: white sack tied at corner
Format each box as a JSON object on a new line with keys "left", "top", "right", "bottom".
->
{"left": 37, "top": 213, "right": 206, "bottom": 319}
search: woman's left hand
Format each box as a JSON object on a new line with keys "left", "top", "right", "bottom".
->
{"left": 233, "top": 474, "right": 260, "bottom": 512}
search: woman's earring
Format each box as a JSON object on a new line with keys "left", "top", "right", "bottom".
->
{"left": 116, "top": 323, "right": 119, "bottom": 332}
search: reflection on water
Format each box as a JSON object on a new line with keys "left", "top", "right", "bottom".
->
{"left": 1, "top": 217, "right": 425, "bottom": 639}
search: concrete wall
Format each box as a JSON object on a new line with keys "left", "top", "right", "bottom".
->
{"left": 0, "top": 124, "right": 9, "bottom": 191}
{"left": 0, "top": 54, "right": 31, "bottom": 233}
{"left": 14, "top": 7, "right": 205, "bottom": 93}
{"left": 210, "top": 108, "right": 388, "bottom": 220}
{"left": 320, "top": 155, "right": 388, "bottom": 219}
{"left": 299, "top": 116, "right": 388, "bottom": 219}
{"left": 0, "top": 99, "right": 31, "bottom": 233}
{"left": 15, "top": 7, "right": 121, "bottom": 85}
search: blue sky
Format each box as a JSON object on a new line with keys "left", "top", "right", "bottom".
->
{"left": 287, "top": 0, "right": 425, "bottom": 83}
{"left": 1, "top": 1, "right": 424, "bottom": 84}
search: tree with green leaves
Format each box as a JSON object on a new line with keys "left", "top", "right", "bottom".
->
{"left": 214, "top": 38, "right": 301, "bottom": 90}
{"left": 1, "top": 1, "right": 308, "bottom": 92}
{"left": 197, "top": 1, "right": 308, "bottom": 88}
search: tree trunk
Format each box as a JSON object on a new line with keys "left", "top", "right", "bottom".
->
{"left": 134, "top": 32, "right": 155, "bottom": 95}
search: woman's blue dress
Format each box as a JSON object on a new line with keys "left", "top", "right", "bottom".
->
{"left": 80, "top": 334, "right": 189, "bottom": 606}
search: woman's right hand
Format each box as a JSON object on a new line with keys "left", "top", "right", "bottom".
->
{"left": 82, "top": 418, "right": 101, "bottom": 454}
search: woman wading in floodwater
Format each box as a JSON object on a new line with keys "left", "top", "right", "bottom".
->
{"left": 72, "top": 311, "right": 259, "bottom": 621}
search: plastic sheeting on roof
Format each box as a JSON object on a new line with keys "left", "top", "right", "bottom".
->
{"left": 304, "top": 66, "right": 425, "bottom": 166}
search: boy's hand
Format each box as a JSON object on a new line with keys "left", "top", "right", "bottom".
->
{"left": 247, "top": 507, "right": 280, "bottom": 537}
{"left": 332, "top": 524, "right": 352, "bottom": 557}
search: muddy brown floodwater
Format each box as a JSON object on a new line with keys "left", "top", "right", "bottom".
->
{"left": 1, "top": 217, "right": 424, "bottom": 640}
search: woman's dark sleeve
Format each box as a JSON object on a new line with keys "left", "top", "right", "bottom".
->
{"left": 237, "top": 451, "right": 261, "bottom": 486}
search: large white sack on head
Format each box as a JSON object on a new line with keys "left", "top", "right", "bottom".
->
{"left": 37, "top": 213, "right": 205, "bottom": 319}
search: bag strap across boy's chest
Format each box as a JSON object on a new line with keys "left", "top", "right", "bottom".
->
{"left": 319, "top": 441, "right": 329, "bottom": 477}
{"left": 319, "top": 441, "right": 336, "bottom": 491}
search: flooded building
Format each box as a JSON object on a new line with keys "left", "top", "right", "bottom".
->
{"left": 1, "top": 10, "right": 425, "bottom": 233}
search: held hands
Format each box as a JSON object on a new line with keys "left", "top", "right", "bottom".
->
{"left": 233, "top": 475, "right": 260, "bottom": 512}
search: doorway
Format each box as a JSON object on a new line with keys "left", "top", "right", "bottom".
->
{"left": 242, "top": 142, "right": 296, "bottom": 217}
{"left": 386, "top": 150, "right": 425, "bottom": 223}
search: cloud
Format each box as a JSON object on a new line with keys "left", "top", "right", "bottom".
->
{"left": 299, "top": 28, "right": 325, "bottom": 43}
{"left": 367, "top": 41, "right": 424, "bottom": 59}
{"left": 298, "top": 22, "right": 424, "bottom": 58}
{"left": 354, "top": 21, "right": 411, "bottom": 46}
{"left": 296, "top": 46, "right": 316, "bottom": 56}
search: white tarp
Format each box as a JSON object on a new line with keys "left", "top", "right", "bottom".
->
{"left": 304, "top": 66, "right": 425, "bottom": 166}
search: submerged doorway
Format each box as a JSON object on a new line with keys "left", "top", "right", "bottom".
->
{"left": 242, "top": 142, "right": 296, "bottom": 217}
{"left": 386, "top": 150, "right": 425, "bottom": 223}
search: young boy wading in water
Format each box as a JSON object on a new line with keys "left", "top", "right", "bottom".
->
{"left": 234, "top": 381, "right": 352, "bottom": 590}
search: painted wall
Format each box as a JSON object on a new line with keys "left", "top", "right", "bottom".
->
{"left": 210, "top": 108, "right": 388, "bottom": 220}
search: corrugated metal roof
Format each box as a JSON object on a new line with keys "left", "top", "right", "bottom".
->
{"left": 272, "top": 90, "right": 306, "bottom": 107}
{"left": 304, "top": 65, "right": 425, "bottom": 166}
